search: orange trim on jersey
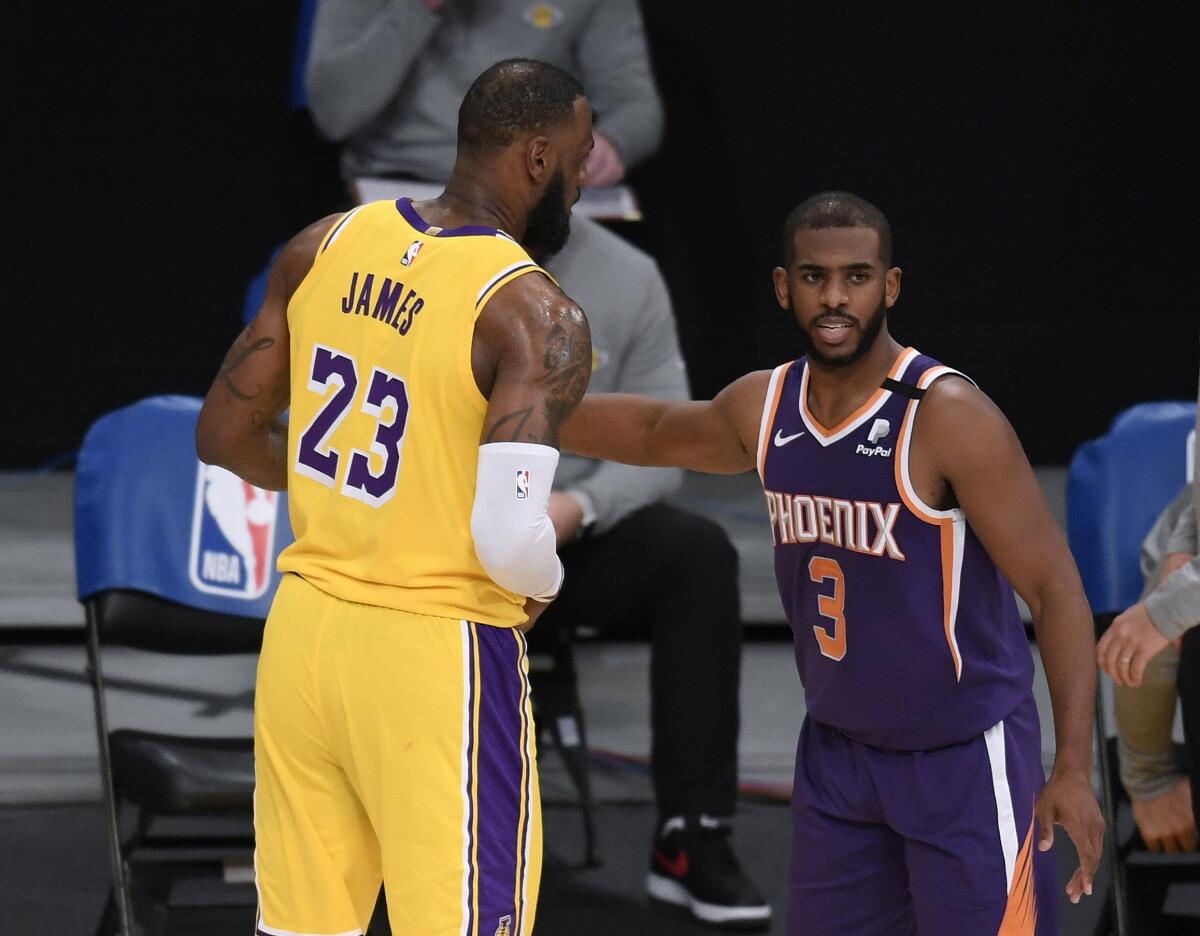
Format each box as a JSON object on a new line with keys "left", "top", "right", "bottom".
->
{"left": 757, "top": 362, "right": 793, "bottom": 479}
{"left": 997, "top": 817, "right": 1038, "bottom": 936}
{"left": 894, "top": 399, "right": 962, "bottom": 678}
{"left": 939, "top": 522, "right": 962, "bottom": 678}
{"left": 801, "top": 346, "right": 914, "bottom": 440}
{"left": 893, "top": 398, "right": 944, "bottom": 525}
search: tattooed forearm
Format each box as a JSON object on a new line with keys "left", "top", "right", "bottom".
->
{"left": 485, "top": 406, "right": 535, "bottom": 443}
{"left": 217, "top": 334, "right": 276, "bottom": 401}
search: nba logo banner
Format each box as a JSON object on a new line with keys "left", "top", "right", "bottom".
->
{"left": 188, "top": 462, "right": 279, "bottom": 599}
{"left": 515, "top": 469, "right": 530, "bottom": 500}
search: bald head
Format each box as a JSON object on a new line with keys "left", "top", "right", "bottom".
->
{"left": 457, "top": 59, "right": 587, "bottom": 157}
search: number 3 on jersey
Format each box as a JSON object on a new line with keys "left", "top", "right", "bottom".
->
{"left": 295, "top": 344, "right": 410, "bottom": 508}
{"left": 808, "top": 556, "right": 847, "bottom": 661}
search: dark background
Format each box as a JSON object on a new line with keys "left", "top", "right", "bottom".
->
{"left": 9, "top": 2, "right": 1196, "bottom": 469}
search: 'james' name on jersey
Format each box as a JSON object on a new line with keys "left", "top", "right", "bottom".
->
{"left": 275, "top": 197, "right": 550, "bottom": 628}
{"left": 340, "top": 270, "right": 427, "bottom": 337}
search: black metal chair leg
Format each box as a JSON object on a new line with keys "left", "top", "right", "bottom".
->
{"left": 550, "top": 710, "right": 600, "bottom": 868}
{"left": 94, "top": 887, "right": 118, "bottom": 936}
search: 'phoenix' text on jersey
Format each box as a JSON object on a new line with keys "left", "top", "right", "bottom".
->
{"left": 341, "top": 271, "right": 426, "bottom": 336}
{"left": 763, "top": 490, "right": 905, "bottom": 559}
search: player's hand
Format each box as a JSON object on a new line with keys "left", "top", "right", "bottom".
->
{"left": 518, "top": 595, "right": 552, "bottom": 633}
{"left": 1131, "top": 778, "right": 1199, "bottom": 854}
{"left": 547, "top": 491, "right": 584, "bottom": 546}
{"left": 583, "top": 132, "right": 626, "bottom": 188}
{"left": 1097, "top": 603, "right": 1171, "bottom": 687}
{"left": 1035, "top": 770, "right": 1104, "bottom": 904}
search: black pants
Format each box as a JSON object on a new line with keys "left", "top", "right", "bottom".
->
{"left": 537, "top": 503, "right": 742, "bottom": 818}
{"left": 1178, "top": 625, "right": 1200, "bottom": 830}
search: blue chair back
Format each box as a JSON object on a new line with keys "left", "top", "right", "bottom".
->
{"left": 1066, "top": 401, "right": 1195, "bottom": 615}
{"left": 74, "top": 395, "right": 294, "bottom": 619}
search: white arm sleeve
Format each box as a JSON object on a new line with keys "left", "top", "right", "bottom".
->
{"left": 471, "top": 442, "right": 564, "bottom": 600}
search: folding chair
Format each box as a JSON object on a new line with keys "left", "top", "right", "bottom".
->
{"left": 525, "top": 621, "right": 601, "bottom": 868}
{"left": 1066, "top": 399, "right": 1198, "bottom": 935}
{"left": 75, "top": 395, "right": 292, "bottom": 935}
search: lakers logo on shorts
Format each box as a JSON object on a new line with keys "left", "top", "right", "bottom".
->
{"left": 494, "top": 914, "right": 512, "bottom": 936}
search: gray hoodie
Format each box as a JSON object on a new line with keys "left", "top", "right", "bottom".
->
{"left": 306, "top": 0, "right": 664, "bottom": 183}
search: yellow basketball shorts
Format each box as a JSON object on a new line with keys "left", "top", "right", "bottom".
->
{"left": 253, "top": 573, "right": 541, "bottom": 936}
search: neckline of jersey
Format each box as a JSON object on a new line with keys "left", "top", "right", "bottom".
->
{"left": 395, "top": 197, "right": 514, "bottom": 239}
{"left": 798, "top": 346, "right": 918, "bottom": 445}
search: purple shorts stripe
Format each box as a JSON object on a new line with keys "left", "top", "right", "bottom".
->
{"left": 472, "top": 625, "right": 531, "bottom": 936}
{"left": 464, "top": 622, "right": 479, "bottom": 936}
{"left": 513, "top": 632, "right": 534, "bottom": 934}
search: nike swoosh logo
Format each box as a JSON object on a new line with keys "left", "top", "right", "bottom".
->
{"left": 653, "top": 848, "right": 690, "bottom": 879}
{"left": 774, "top": 429, "right": 806, "bottom": 447}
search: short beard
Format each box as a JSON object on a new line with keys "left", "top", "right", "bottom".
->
{"left": 797, "top": 301, "right": 887, "bottom": 368}
{"left": 523, "top": 169, "right": 571, "bottom": 258}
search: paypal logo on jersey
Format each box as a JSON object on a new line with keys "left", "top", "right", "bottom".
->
{"left": 188, "top": 463, "right": 279, "bottom": 599}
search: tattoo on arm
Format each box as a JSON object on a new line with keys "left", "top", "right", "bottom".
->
{"left": 536, "top": 320, "right": 590, "bottom": 433}
{"left": 485, "top": 309, "right": 591, "bottom": 445}
{"left": 216, "top": 335, "right": 276, "bottom": 401}
{"left": 485, "top": 407, "right": 535, "bottom": 443}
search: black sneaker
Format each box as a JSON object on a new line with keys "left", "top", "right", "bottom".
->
{"left": 647, "top": 815, "right": 772, "bottom": 930}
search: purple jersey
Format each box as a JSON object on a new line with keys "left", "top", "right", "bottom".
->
{"left": 757, "top": 347, "right": 1033, "bottom": 750}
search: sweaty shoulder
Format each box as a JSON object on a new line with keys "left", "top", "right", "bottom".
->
{"left": 472, "top": 270, "right": 591, "bottom": 402}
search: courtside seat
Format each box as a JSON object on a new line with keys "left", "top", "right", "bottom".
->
{"left": 108, "top": 731, "right": 255, "bottom": 817}
{"left": 1066, "top": 399, "right": 1197, "bottom": 935}
{"left": 75, "top": 395, "right": 292, "bottom": 935}
{"left": 525, "top": 618, "right": 601, "bottom": 868}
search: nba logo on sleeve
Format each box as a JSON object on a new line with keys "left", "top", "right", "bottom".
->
{"left": 515, "top": 469, "right": 530, "bottom": 500}
{"left": 188, "top": 462, "right": 279, "bottom": 599}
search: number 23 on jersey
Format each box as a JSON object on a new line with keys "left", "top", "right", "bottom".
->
{"left": 294, "top": 344, "right": 410, "bottom": 509}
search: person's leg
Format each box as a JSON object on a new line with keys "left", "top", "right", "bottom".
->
{"left": 540, "top": 503, "right": 761, "bottom": 924}
{"left": 541, "top": 503, "right": 741, "bottom": 817}
{"left": 1177, "top": 626, "right": 1200, "bottom": 831}
{"left": 335, "top": 610, "right": 541, "bottom": 936}
{"left": 887, "top": 695, "right": 1057, "bottom": 936}
{"left": 789, "top": 717, "right": 918, "bottom": 936}
{"left": 253, "top": 574, "right": 382, "bottom": 935}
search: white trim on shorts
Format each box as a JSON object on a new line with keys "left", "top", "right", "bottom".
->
{"left": 983, "top": 718, "right": 1020, "bottom": 893}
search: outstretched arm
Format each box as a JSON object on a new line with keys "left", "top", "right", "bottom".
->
{"left": 559, "top": 370, "right": 771, "bottom": 475}
{"left": 917, "top": 377, "right": 1104, "bottom": 904}
{"left": 195, "top": 215, "right": 338, "bottom": 489}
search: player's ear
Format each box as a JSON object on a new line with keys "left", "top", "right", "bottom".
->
{"left": 772, "top": 266, "right": 790, "bottom": 311}
{"left": 885, "top": 266, "right": 902, "bottom": 309}
{"left": 526, "top": 136, "right": 551, "bottom": 183}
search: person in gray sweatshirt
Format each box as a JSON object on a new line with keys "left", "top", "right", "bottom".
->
{"left": 306, "top": 8, "right": 770, "bottom": 926}
{"left": 1100, "top": 355, "right": 1200, "bottom": 832}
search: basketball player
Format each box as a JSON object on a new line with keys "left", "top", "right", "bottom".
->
{"left": 560, "top": 192, "right": 1105, "bottom": 935}
{"left": 195, "top": 60, "right": 593, "bottom": 936}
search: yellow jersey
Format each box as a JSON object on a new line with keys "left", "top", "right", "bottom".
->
{"left": 276, "top": 197, "right": 549, "bottom": 627}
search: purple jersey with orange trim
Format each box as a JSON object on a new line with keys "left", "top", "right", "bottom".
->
{"left": 756, "top": 347, "right": 1033, "bottom": 750}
